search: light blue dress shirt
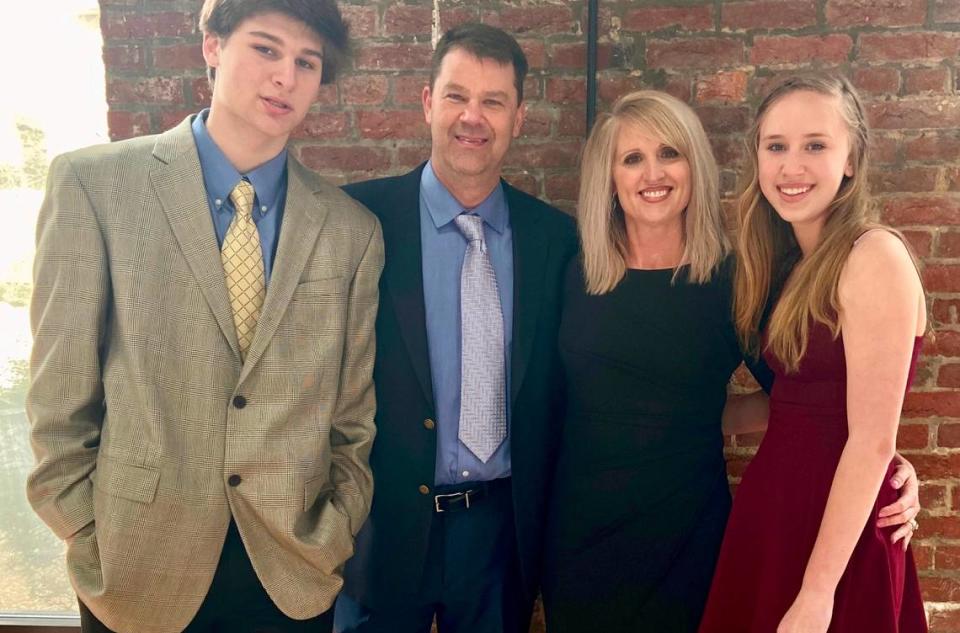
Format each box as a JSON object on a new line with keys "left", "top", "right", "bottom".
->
{"left": 191, "top": 110, "right": 287, "bottom": 282}
{"left": 420, "top": 161, "right": 514, "bottom": 486}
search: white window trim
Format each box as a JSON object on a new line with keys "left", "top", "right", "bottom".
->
{"left": 0, "top": 614, "right": 80, "bottom": 627}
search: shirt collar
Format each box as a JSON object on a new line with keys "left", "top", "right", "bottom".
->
{"left": 191, "top": 109, "right": 287, "bottom": 213}
{"left": 421, "top": 161, "right": 508, "bottom": 234}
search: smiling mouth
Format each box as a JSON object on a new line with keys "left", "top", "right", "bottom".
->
{"left": 455, "top": 134, "right": 489, "bottom": 147}
{"left": 778, "top": 185, "right": 813, "bottom": 196}
{"left": 640, "top": 187, "right": 671, "bottom": 202}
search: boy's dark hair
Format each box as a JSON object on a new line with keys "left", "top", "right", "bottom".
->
{"left": 430, "top": 23, "right": 528, "bottom": 103}
{"left": 199, "top": 0, "right": 350, "bottom": 85}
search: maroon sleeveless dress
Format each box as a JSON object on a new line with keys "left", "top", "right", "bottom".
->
{"left": 698, "top": 322, "right": 927, "bottom": 633}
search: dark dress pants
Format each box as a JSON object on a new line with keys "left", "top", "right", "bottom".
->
{"left": 333, "top": 478, "right": 531, "bottom": 633}
{"left": 79, "top": 519, "right": 333, "bottom": 633}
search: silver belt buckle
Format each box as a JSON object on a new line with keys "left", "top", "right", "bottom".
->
{"left": 433, "top": 490, "right": 472, "bottom": 512}
{"left": 434, "top": 491, "right": 460, "bottom": 513}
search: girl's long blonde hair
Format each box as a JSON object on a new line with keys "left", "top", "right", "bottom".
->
{"left": 734, "top": 74, "right": 878, "bottom": 372}
{"left": 579, "top": 90, "right": 730, "bottom": 294}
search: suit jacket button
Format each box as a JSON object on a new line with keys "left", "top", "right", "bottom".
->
{"left": 228, "top": 474, "right": 242, "bottom": 487}
{"left": 233, "top": 395, "right": 247, "bottom": 409}
{"left": 423, "top": 418, "right": 435, "bottom": 430}
{"left": 418, "top": 484, "right": 430, "bottom": 495}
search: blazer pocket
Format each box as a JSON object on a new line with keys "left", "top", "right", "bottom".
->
{"left": 95, "top": 457, "right": 161, "bottom": 504}
{"left": 295, "top": 277, "right": 346, "bottom": 295}
{"left": 304, "top": 475, "right": 334, "bottom": 512}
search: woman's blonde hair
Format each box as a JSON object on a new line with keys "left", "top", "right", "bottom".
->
{"left": 578, "top": 90, "right": 730, "bottom": 294}
{"left": 733, "top": 73, "right": 879, "bottom": 372}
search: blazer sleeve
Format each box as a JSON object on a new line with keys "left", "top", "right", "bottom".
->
{"left": 26, "top": 152, "right": 110, "bottom": 541}
{"left": 326, "top": 215, "right": 384, "bottom": 535}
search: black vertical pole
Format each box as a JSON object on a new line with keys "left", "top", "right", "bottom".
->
{"left": 586, "top": 0, "right": 599, "bottom": 136}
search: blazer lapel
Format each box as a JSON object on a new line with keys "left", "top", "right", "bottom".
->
{"left": 506, "top": 183, "right": 549, "bottom": 405}
{"left": 151, "top": 117, "right": 240, "bottom": 358}
{"left": 239, "top": 158, "right": 327, "bottom": 381}
{"left": 380, "top": 168, "right": 434, "bottom": 406}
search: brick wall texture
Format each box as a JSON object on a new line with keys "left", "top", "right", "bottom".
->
{"left": 99, "top": 0, "right": 960, "bottom": 630}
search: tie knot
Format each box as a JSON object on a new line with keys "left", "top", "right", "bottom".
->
{"left": 454, "top": 213, "right": 485, "bottom": 245}
{"left": 230, "top": 179, "right": 256, "bottom": 219}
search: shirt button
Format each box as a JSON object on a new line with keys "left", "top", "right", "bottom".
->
{"left": 423, "top": 418, "right": 435, "bottom": 430}
{"left": 228, "top": 474, "right": 242, "bottom": 487}
{"left": 418, "top": 485, "right": 431, "bottom": 495}
{"left": 232, "top": 395, "right": 247, "bottom": 409}
{"left": 462, "top": 470, "right": 470, "bottom": 478}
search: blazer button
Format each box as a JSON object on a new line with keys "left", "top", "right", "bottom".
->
{"left": 423, "top": 418, "right": 435, "bottom": 430}
{"left": 232, "top": 395, "right": 247, "bottom": 409}
{"left": 228, "top": 474, "right": 242, "bottom": 487}
{"left": 418, "top": 484, "right": 430, "bottom": 495}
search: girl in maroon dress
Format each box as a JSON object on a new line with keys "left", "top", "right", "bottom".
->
{"left": 699, "top": 74, "right": 928, "bottom": 633}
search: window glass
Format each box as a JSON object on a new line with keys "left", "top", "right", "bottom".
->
{"left": 1, "top": 0, "right": 107, "bottom": 617}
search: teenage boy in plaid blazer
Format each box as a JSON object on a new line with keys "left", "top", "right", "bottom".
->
{"left": 26, "top": 1, "right": 382, "bottom": 631}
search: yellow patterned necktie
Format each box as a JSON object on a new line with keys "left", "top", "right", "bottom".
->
{"left": 221, "top": 179, "right": 265, "bottom": 360}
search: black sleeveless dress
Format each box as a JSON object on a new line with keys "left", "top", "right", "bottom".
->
{"left": 542, "top": 258, "right": 769, "bottom": 633}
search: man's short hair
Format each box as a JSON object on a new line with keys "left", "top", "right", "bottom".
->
{"left": 430, "top": 23, "right": 528, "bottom": 103}
{"left": 199, "top": 0, "right": 349, "bottom": 85}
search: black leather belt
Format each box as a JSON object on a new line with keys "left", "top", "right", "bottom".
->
{"left": 433, "top": 478, "right": 509, "bottom": 513}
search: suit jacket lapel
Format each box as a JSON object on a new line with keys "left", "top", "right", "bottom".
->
{"left": 506, "top": 183, "right": 549, "bottom": 405}
{"left": 240, "top": 158, "right": 327, "bottom": 381}
{"left": 380, "top": 167, "right": 434, "bottom": 406}
{"left": 151, "top": 117, "right": 240, "bottom": 358}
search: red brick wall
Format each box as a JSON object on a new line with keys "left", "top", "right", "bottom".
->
{"left": 100, "top": 0, "right": 960, "bottom": 629}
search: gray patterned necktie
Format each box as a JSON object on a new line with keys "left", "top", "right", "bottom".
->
{"left": 454, "top": 213, "right": 506, "bottom": 463}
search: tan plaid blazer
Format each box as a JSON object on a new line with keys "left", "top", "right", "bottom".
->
{"left": 26, "top": 117, "right": 383, "bottom": 633}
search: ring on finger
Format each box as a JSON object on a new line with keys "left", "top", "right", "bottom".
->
{"left": 909, "top": 518, "right": 919, "bottom": 532}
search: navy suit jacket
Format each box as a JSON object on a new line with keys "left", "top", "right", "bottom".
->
{"left": 341, "top": 164, "right": 577, "bottom": 606}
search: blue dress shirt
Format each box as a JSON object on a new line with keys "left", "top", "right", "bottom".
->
{"left": 420, "top": 161, "right": 514, "bottom": 486}
{"left": 191, "top": 110, "right": 287, "bottom": 282}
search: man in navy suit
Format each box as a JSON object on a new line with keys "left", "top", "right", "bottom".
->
{"left": 334, "top": 23, "right": 577, "bottom": 633}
